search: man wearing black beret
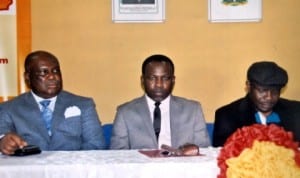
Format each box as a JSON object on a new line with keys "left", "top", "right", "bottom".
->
{"left": 213, "top": 61, "right": 300, "bottom": 147}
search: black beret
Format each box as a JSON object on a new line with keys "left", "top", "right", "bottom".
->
{"left": 247, "top": 61, "right": 288, "bottom": 87}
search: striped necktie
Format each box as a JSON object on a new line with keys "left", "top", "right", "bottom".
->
{"left": 40, "top": 100, "right": 53, "bottom": 136}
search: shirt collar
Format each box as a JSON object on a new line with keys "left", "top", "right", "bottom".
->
{"left": 31, "top": 91, "right": 57, "bottom": 105}
{"left": 145, "top": 94, "right": 170, "bottom": 106}
{"left": 145, "top": 95, "right": 171, "bottom": 113}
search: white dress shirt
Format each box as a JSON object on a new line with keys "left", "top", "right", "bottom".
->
{"left": 145, "top": 95, "right": 171, "bottom": 148}
{"left": 31, "top": 91, "right": 57, "bottom": 112}
{"left": 257, "top": 112, "right": 267, "bottom": 125}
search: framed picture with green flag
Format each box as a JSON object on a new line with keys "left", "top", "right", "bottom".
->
{"left": 208, "top": 0, "right": 262, "bottom": 23}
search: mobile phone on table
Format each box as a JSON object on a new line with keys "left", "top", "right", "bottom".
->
{"left": 13, "top": 145, "right": 41, "bottom": 156}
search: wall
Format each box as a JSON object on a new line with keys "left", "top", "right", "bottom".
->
{"left": 31, "top": 0, "right": 300, "bottom": 123}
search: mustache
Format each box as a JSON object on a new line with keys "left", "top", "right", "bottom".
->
{"left": 153, "top": 89, "right": 165, "bottom": 93}
{"left": 46, "top": 80, "right": 61, "bottom": 85}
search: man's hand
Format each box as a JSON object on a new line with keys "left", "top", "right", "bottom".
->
{"left": 0, "top": 133, "right": 27, "bottom": 155}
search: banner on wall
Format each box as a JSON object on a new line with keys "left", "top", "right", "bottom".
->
{"left": 0, "top": 0, "right": 17, "bottom": 99}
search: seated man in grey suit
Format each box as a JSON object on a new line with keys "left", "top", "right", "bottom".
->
{"left": 0, "top": 50, "right": 106, "bottom": 155}
{"left": 110, "top": 54, "right": 210, "bottom": 149}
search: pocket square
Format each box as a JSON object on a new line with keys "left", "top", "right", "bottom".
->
{"left": 64, "top": 106, "right": 81, "bottom": 118}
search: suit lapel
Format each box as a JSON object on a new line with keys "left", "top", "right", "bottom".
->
{"left": 51, "top": 92, "right": 67, "bottom": 133}
{"left": 136, "top": 96, "right": 157, "bottom": 145}
{"left": 23, "top": 93, "right": 51, "bottom": 141}
{"left": 169, "top": 96, "right": 182, "bottom": 146}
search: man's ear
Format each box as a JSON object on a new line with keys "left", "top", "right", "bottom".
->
{"left": 140, "top": 75, "right": 145, "bottom": 90}
{"left": 172, "top": 76, "right": 175, "bottom": 83}
{"left": 24, "top": 72, "right": 31, "bottom": 88}
{"left": 245, "top": 80, "right": 251, "bottom": 92}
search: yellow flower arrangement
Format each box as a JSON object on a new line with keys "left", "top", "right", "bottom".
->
{"left": 217, "top": 124, "right": 300, "bottom": 178}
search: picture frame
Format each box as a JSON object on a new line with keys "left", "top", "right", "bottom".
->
{"left": 112, "top": 0, "right": 165, "bottom": 23}
{"left": 208, "top": 0, "right": 262, "bottom": 23}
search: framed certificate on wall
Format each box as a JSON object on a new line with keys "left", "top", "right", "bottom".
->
{"left": 112, "top": 0, "right": 165, "bottom": 23}
{"left": 208, "top": 0, "right": 262, "bottom": 23}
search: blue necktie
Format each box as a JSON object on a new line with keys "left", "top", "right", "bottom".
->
{"left": 40, "top": 100, "right": 53, "bottom": 136}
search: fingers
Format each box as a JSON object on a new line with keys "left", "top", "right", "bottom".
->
{"left": 0, "top": 133, "right": 27, "bottom": 155}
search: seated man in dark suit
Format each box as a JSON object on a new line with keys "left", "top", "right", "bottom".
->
{"left": 110, "top": 54, "right": 210, "bottom": 150}
{"left": 0, "top": 50, "right": 106, "bottom": 155}
{"left": 213, "top": 61, "right": 300, "bottom": 147}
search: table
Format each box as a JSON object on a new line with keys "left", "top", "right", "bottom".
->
{"left": 0, "top": 147, "right": 220, "bottom": 178}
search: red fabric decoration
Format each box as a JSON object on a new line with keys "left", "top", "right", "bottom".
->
{"left": 217, "top": 124, "right": 300, "bottom": 178}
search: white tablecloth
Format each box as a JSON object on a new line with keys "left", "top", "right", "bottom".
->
{"left": 0, "top": 147, "right": 220, "bottom": 178}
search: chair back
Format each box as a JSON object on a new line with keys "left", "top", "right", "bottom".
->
{"left": 206, "top": 123, "right": 214, "bottom": 143}
{"left": 102, "top": 124, "right": 113, "bottom": 149}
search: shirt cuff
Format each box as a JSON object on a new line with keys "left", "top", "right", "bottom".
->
{"left": 0, "top": 134, "right": 5, "bottom": 140}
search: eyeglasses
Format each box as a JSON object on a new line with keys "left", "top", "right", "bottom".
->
{"left": 30, "top": 68, "right": 61, "bottom": 77}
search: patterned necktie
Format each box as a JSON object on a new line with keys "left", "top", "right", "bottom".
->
{"left": 40, "top": 100, "right": 53, "bottom": 136}
{"left": 153, "top": 102, "right": 161, "bottom": 140}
